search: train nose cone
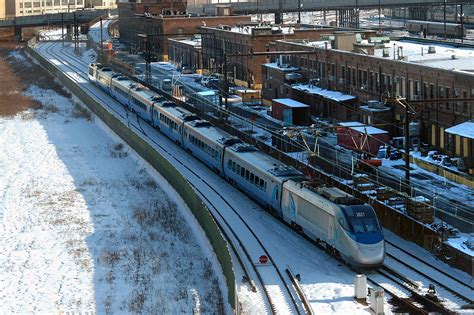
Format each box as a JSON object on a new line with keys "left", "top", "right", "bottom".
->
{"left": 356, "top": 243, "right": 385, "bottom": 267}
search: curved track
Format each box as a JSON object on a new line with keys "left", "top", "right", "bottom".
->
{"left": 35, "top": 40, "right": 471, "bottom": 314}
{"left": 39, "top": 41, "right": 306, "bottom": 314}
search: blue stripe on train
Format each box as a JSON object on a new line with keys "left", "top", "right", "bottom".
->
{"left": 350, "top": 231, "right": 384, "bottom": 244}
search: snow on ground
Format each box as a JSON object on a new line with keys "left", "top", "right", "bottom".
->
{"left": 89, "top": 19, "right": 112, "bottom": 44}
{"left": 0, "top": 57, "right": 226, "bottom": 313}
{"left": 38, "top": 28, "right": 67, "bottom": 40}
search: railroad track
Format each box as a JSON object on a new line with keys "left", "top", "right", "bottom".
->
{"left": 385, "top": 240, "right": 473, "bottom": 308}
{"left": 359, "top": 238, "right": 473, "bottom": 314}
{"left": 39, "top": 40, "right": 470, "bottom": 315}
{"left": 39, "top": 40, "right": 309, "bottom": 314}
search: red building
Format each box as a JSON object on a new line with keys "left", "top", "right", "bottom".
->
{"left": 271, "top": 98, "right": 310, "bottom": 126}
{"left": 336, "top": 122, "right": 390, "bottom": 156}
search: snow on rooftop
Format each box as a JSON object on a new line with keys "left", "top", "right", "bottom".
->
{"left": 264, "top": 63, "right": 300, "bottom": 71}
{"left": 445, "top": 121, "right": 474, "bottom": 139}
{"left": 373, "top": 40, "right": 474, "bottom": 72}
{"left": 170, "top": 37, "right": 201, "bottom": 47}
{"left": 229, "top": 25, "right": 295, "bottom": 35}
{"left": 292, "top": 84, "right": 356, "bottom": 102}
{"left": 273, "top": 98, "right": 309, "bottom": 108}
{"left": 339, "top": 122, "right": 388, "bottom": 135}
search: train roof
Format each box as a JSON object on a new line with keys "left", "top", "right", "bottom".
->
{"left": 285, "top": 180, "right": 364, "bottom": 206}
{"left": 131, "top": 86, "right": 157, "bottom": 100}
{"left": 159, "top": 104, "right": 194, "bottom": 120}
{"left": 186, "top": 120, "right": 234, "bottom": 143}
{"left": 111, "top": 75, "right": 135, "bottom": 88}
{"left": 227, "top": 143, "right": 303, "bottom": 178}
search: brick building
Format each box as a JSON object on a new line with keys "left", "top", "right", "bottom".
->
{"left": 118, "top": 0, "right": 250, "bottom": 60}
{"left": 262, "top": 61, "right": 393, "bottom": 130}
{"left": 168, "top": 36, "right": 202, "bottom": 70}
{"left": 200, "top": 24, "right": 346, "bottom": 89}
{"left": 261, "top": 38, "right": 474, "bottom": 170}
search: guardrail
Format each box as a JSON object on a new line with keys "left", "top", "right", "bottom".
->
{"left": 26, "top": 38, "right": 238, "bottom": 312}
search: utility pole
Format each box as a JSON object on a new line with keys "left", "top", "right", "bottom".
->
{"left": 460, "top": 4, "right": 464, "bottom": 43}
{"left": 146, "top": 34, "right": 151, "bottom": 83}
{"left": 378, "top": 0, "right": 381, "bottom": 34}
{"left": 297, "top": 0, "right": 301, "bottom": 24}
{"left": 443, "top": 0, "right": 447, "bottom": 40}
{"left": 61, "top": 13, "right": 64, "bottom": 46}
{"left": 404, "top": 101, "right": 411, "bottom": 194}
{"left": 73, "top": 12, "right": 78, "bottom": 54}
{"left": 100, "top": 17, "right": 103, "bottom": 51}
{"left": 224, "top": 52, "right": 228, "bottom": 108}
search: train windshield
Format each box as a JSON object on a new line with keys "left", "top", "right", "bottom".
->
{"left": 343, "top": 205, "right": 381, "bottom": 233}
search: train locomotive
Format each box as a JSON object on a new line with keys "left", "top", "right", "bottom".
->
{"left": 88, "top": 63, "right": 386, "bottom": 268}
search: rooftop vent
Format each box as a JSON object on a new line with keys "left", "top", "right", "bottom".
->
{"left": 382, "top": 48, "right": 390, "bottom": 58}
{"left": 268, "top": 166, "right": 301, "bottom": 177}
{"left": 318, "top": 187, "right": 361, "bottom": 205}
{"left": 367, "top": 100, "right": 386, "bottom": 109}
{"left": 182, "top": 114, "right": 199, "bottom": 122}
{"left": 160, "top": 101, "right": 175, "bottom": 107}
{"left": 218, "top": 136, "right": 242, "bottom": 146}
{"left": 230, "top": 143, "right": 257, "bottom": 152}
{"left": 428, "top": 46, "right": 436, "bottom": 54}
{"left": 190, "top": 120, "right": 212, "bottom": 128}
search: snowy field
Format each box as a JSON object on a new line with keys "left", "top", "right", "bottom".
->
{"left": 0, "top": 51, "right": 226, "bottom": 313}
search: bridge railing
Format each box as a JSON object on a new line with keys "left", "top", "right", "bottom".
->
{"left": 193, "top": 0, "right": 472, "bottom": 14}
{"left": 0, "top": 9, "right": 116, "bottom": 27}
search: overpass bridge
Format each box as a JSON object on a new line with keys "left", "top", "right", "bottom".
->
{"left": 0, "top": 9, "right": 115, "bottom": 29}
{"left": 191, "top": 0, "right": 472, "bottom": 15}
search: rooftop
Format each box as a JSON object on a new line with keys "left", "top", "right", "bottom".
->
{"left": 292, "top": 83, "right": 356, "bottom": 102}
{"left": 279, "top": 37, "right": 474, "bottom": 74}
{"left": 372, "top": 39, "right": 474, "bottom": 73}
{"left": 168, "top": 36, "right": 201, "bottom": 47}
{"left": 264, "top": 62, "right": 300, "bottom": 71}
{"left": 339, "top": 122, "right": 389, "bottom": 135}
{"left": 445, "top": 121, "right": 474, "bottom": 139}
{"left": 273, "top": 98, "right": 309, "bottom": 108}
{"left": 207, "top": 23, "right": 321, "bottom": 36}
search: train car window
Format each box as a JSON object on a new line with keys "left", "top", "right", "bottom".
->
{"left": 350, "top": 218, "right": 379, "bottom": 233}
{"left": 276, "top": 188, "right": 279, "bottom": 200}
{"left": 240, "top": 167, "right": 245, "bottom": 177}
{"left": 236, "top": 164, "right": 240, "bottom": 173}
{"left": 245, "top": 170, "right": 249, "bottom": 181}
{"left": 227, "top": 159, "right": 232, "bottom": 169}
{"left": 338, "top": 217, "right": 349, "bottom": 230}
{"left": 250, "top": 173, "right": 254, "bottom": 183}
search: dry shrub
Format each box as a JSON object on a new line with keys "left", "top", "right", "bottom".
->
{"left": 128, "top": 291, "right": 145, "bottom": 313}
{"left": 42, "top": 104, "right": 59, "bottom": 113}
{"left": 202, "top": 259, "right": 213, "bottom": 281}
{"left": 114, "top": 142, "right": 124, "bottom": 151}
{"left": 72, "top": 102, "right": 93, "bottom": 121}
{"left": 100, "top": 250, "right": 121, "bottom": 266}
{"left": 143, "top": 179, "right": 157, "bottom": 189}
